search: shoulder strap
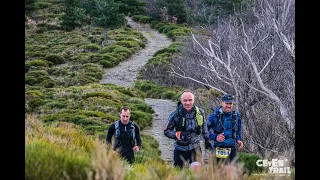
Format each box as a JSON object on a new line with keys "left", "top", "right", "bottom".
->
{"left": 173, "top": 111, "right": 185, "bottom": 130}
{"left": 114, "top": 120, "right": 120, "bottom": 139}
{"left": 195, "top": 106, "right": 203, "bottom": 126}
{"left": 214, "top": 112, "right": 224, "bottom": 134}
{"left": 130, "top": 122, "right": 135, "bottom": 140}
{"left": 232, "top": 111, "right": 237, "bottom": 139}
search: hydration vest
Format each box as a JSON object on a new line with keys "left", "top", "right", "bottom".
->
{"left": 214, "top": 110, "right": 238, "bottom": 140}
{"left": 114, "top": 120, "right": 135, "bottom": 140}
{"left": 113, "top": 120, "right": 135, "bottom": 150}
{"left": 173, "top": 106, "right": 203, "bottom": 134}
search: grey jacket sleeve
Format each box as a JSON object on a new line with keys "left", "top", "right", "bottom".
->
{"left": 164, "top": 111, "right": 178, "bottom": 140}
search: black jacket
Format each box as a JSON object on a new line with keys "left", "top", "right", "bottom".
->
{"left": 106, "top": 120, "right": 142, "bottom": 152}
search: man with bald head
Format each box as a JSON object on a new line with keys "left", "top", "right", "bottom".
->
{"left": 164, "top": 89, "right": 213, "bottom": 168}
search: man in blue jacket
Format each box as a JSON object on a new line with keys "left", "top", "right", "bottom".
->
{"left": 207, "top": 94, "right": 243, "bottom": 165}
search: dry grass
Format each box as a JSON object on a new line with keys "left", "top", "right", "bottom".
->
{"left": 25, "top": 114, "right": 293, "bottom": 180}
{"left": 87, "top": 141, "right": 126, "bottom": 180}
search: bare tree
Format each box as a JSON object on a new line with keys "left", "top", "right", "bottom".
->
{"left": 169, "top": 0, "right": 295, "bottom": 162}
{"left": 185, "top": 0, "right": 217, "bottom": 27}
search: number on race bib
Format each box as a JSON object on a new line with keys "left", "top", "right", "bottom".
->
{"left": 215, "top": 147, "right": 231, "bottom": 158}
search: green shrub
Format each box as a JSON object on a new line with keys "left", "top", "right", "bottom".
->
{"left": 101, "top": 44, "right": 122, "bottom": 53}
{"left": 132, "top": 15, "right": 151, "bottom": 24}
{"left": 27, "top": 98, "right": 46, "bottom": 111}
{"left": 101, "top": 53, "right": 116, "bottom": 61}
{"left": 43, "top": 101, "right": 67, "bottom": 109}
{"left": 74, "top": 53, "right": 103, "bottom": 63}
{"left": 25, "top": 70, "right": 52, "bottom": 86}
{"left": 26, "top": 70, "right": 48, "bottom": 78}
{"left": 35, "top": 1, "right": 51, "bottom": 9}
{"left": 84, "top": 124, "right": 109, "bottom": 135}
{"left": 113, "top": 47, "right": 133, "bottom": 58}
{"left": 36, "top": 23, "right": 60, "bottom": 31}
{"left": 25, "top": 90, "right": 44, "bottom": 99}
{"left": 115, "top": 40, "right": 141, "bottom": 50}
{"left": 154, "top": 43, "right": 182, "bottom": 56}
{"left": 25, "top": 59, "right": 51, "bottom": 72}
{"left": 127, "top": 97, "right": 145, "bottom": 104}
{"left": 41, "top": 113, "right": 86, "bottom": 124}
{"left": 238, "top": 152, "right": 264, "bottom": 175}
{"left": 114, "top": 36, "right": 146, "bottom": 48}
{"left": 130, "top": 111, "right": 152, "bottom": 130}
{"left": 83, "top": 92, "right": 113, "bottom": 99}
{"left": 162, "top": 91, "right": 176, "bottom": 99}
{"left": 47, "top": 67, "right": 69, "bottom": 76}
{"left": 158, "top": 24, "right": 180, "bottom": 34}
{"left": 84, "top": 71, "right": 103, "bottom": 79}
{"left": 79, "top": 43, "right": 101, "bottom": 52}
{"left": 44, "top": 54, "right": 65, "bottom": 65}
{"left": 25, "top": 51, "right": 48, "bottom": 60}
{"left": 25, "top": 141, "right": 91, "bottom": 180}
{"left": 25, "top": 76, "right": 39, "bottom": 86}
{"left": 130, "top": 103, "right": 154, "bottom": 114}
{"left": 134, "top": 133, "right": 162, "bottom": 164}
{"left": 41, "top": 79, "right": 56, "bottom": 88}
{"left": 167, "top": 28, "right": 192, "bottom": 39}
{"left": 153, "top": 22, "right": 169, "bottom": 30}
{"left": 101, "top": 45, "right": 132, "bottom": 59}
{"left": 99, "top": 60, "right": 114, "bottom": 68}
{"left": 78, "top": 110, "right": 106, "bottom": 117}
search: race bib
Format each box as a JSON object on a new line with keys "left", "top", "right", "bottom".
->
{"left": 215, "top": 147, "right": 231, "bottom": 158}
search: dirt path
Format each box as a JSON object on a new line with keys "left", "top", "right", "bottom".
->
{"left": 143, "top": 98, "right": 177, "bottom": 162}
{"left": 100, "top": 17, "right": 171, "bottom": 87}
{"left": 100, "top": 17, "right": 177, "bottom": 162}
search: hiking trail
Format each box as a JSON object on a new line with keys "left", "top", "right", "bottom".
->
{"left": 100, "top": 17, "right": 176, "bottom": 162}
{"left": 100, "top": 17, "right": 171, "bottom": 87}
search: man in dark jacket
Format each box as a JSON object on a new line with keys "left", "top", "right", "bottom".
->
{"left": 207, "top": 94, "right": 243, "bottom": 165}
{"left": 106, "top": 106, "right": 142, "bottom": 164}
{"left": 164, "top": 89, "right": 213, "bottom": 168}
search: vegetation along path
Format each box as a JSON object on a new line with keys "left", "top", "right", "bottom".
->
{"left": 100, "top": 17, "right": 176, "bottom": 162}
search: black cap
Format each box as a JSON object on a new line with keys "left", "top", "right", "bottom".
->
{"left": 222, "top": 94, "right": 234, "bottom": 103}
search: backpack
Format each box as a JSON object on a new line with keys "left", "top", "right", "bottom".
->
{"left": 214, "top": 110, "right": 237, "bottom": 140}
{"left": 114, "top": 120, "right": 135, "bottom": 140}
{"left": 173, "top": 106, "right": 203, "bottom": 134}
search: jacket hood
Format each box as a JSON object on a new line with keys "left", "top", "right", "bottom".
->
{"left": 214, "top": 106, "right": 222, "bottom": 114}
{"left": 215, "top": 106, "right": 232, "bottom": 115}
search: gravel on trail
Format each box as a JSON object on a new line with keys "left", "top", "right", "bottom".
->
{"left": 143, "top": 98, "right": 177, "bottom": 162}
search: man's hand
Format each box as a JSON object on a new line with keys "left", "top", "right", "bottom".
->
{"left": 237, "top": 140, "right": 243, "bottom": 151}
{"left": 175, "top": 131, "right": 182, "bottom": 140}
{"left": 132, "top": 145, "right": 140, "bottom": 152}
{"left": 216, "top": 132, "right": 225, "bottom": 142}
{"left": 205, "top": 140, "right": 213, "bottom": 150}
{"left": 180, "top": 132, "right": 190, "bottom": 140}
